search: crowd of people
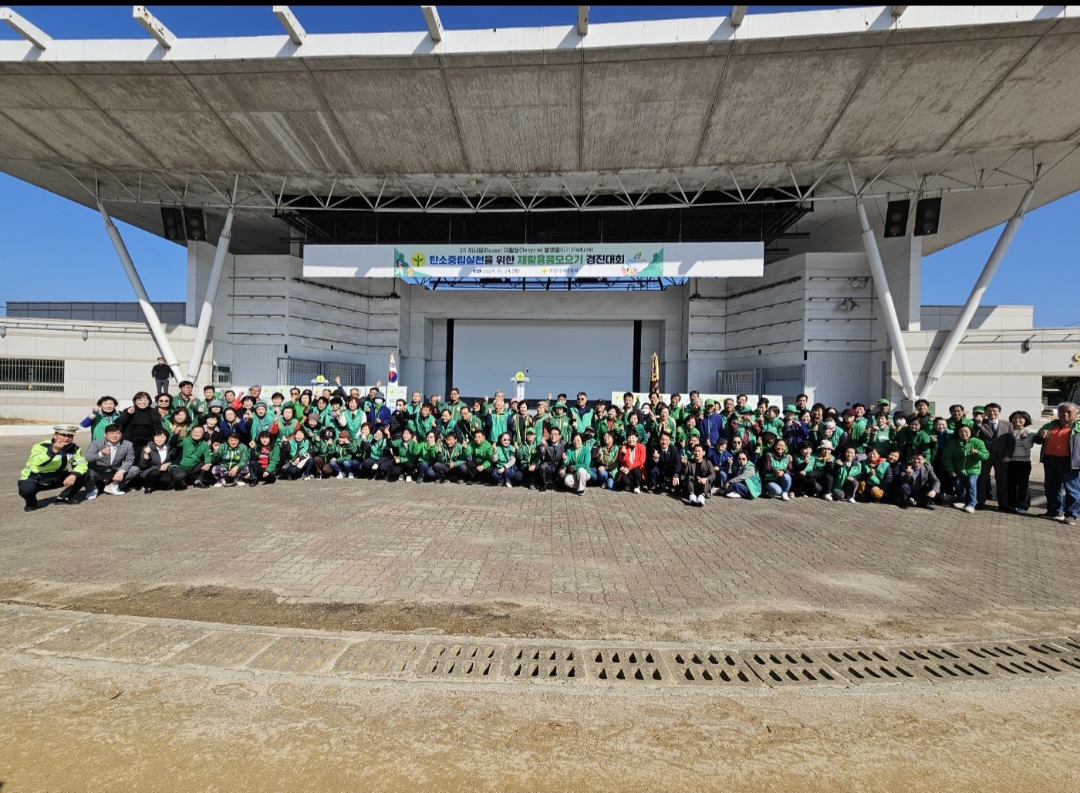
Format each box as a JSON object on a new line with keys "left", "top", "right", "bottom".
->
{"left": 16, "top": 376, "right": 1080, "bottom": 525}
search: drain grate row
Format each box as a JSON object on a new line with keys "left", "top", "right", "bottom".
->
{"left": 10, "top": 611, "right": 1080, "bottom": 690}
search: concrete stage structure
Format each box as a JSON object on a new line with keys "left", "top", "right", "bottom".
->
{"left": 2, "top": 5, "right": 1080, "bottom": 420}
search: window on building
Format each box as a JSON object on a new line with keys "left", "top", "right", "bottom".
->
{"left": 0, "top": 358, "right": 65, "bottom": 392}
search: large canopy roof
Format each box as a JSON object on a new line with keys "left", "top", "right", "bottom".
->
{"left": 1, "top": 5, "right": 1079, "bottom": 256}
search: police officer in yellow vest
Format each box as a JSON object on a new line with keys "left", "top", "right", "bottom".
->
{"left": 18, "top": 424, "right": 88, "bottom": 511}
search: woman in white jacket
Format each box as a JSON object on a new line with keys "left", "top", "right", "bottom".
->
{"left": 1004, "top": 410, "right": 1037, "bottom": 514}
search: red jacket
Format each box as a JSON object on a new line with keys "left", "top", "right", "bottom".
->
{"left": 618, "top": 443, "right": 646, "bottom": 472}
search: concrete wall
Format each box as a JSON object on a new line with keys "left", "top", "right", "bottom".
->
{"left": 0, "top": 319, "right": 212, "bottom": 423}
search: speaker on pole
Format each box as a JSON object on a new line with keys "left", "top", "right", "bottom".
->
{"left": 183, "top": 207, "right": 207, "bottom": 241}
{"left": 883, "top": 199, "right": 910, "bottom": 238}
{"left": 160, "top": 207, "right": 184, "bottom": 241}
{"left": 914, "top": 197, "right": 941, "bottom": 236}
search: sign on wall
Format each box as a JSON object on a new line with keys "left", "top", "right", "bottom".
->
{"left": 303, "top": 242, "right": 764, "bottom": 280}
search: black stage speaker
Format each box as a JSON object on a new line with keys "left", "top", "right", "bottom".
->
{"left": 184, "top": 207, "right": 207, "bottom": 241}
{"left": 160, "top": 207, "right": 184, "bottom": 241}
{"left": 914, "top": 197, "right": 941, "bottom": 236}
{"left": 883, "top": 199, "right": 910, "bottom": 238}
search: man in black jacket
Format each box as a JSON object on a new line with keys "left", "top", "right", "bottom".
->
{"left": 537, "top": 427, "right": 567, "bottom": 493}
{"left": 151, "top": 357, "right": 173, "bottom": 396}
{"left": 647, "top": 432, "right": 682, "bottom": 494}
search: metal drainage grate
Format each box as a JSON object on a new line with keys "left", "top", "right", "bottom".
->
{"left": 419, "top": 644, "right": 497, "bottom": 678}
{"left": 822, "top": 647, "right": 929, "bottom": 684}
{"left": 664, "top": 650, "right": 763, "bottom": 686}
{"left": 896, "top": 646, "right": 993, "bottom": 682}
{"left": 739, "top": 649, "right": 848, "bottom": 687}
{"left": 504, "top": 646, "right": 580, "bottom": 681}
{"left": 950, "top": 642, "right": 1067, "bottom": 678}
{"left": 334, "top": 640, "right": 427, "bottom": 677}
{"left": 589, "top": 649, "right": 664, "bottom": 682}
{"left": 1028, "top": 638, "right": 1080, "bottom": 672}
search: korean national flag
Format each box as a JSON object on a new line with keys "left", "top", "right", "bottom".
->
{"left": 389, "top": 353, "right": 398, "bottom": 384}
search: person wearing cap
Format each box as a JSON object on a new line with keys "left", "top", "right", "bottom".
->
{"left": 781, "top": 404, "right": 807, "bottom": 450}
{"left": 151, "top": 357, "right": 173, "bottom": 396}
{"left": 18, "top": 425, "right": 89, "bottom": 511}
{"left": 943, "top": 423, "right": 989, "bottom": 514}
{"left": 365, "top": 392, "right": 392, "bottom": 435}
{"left": 698, "top": 399, "right": 724, "bottom": 461}
{"left": 546, "top": 400, "right": 572, "bottom": 442}
{"left": 83, "top": 423, "right": 138, "bottom": 499}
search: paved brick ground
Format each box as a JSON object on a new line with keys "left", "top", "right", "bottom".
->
{"left": 2, "top": 437, "right": 1076, "bottom": 621}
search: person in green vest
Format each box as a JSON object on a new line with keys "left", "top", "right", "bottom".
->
{"left": 594, "top": 430, "right": 620, "bottom": 490}
{"left": 249, "top": 430, "right": 280, "bottom": 486}
{"left": 415, "top": 430, "right": 439, "bottom": 482}
{"left": 760, "top": 406, "right": 784, "bottom": 439}
{"left": 545, "top": 400, "right": 571, "bottom": 441}
{"left": 443, "top": 387, "right": 467, "bottom": 424}
{"left": 338, "top": 396, "right": 366, "bottom": 440}
{"left": 273, "top": 405, "right": 300, "bottom": 448}
{"left": 492, "top": 432, "right": 520, "bottom": 487}
{"left": 858, "top": 446, "right": 893, "bottom": 502}
{"left": 791, "top": 440, "right": 820, "bottom": 498}
{"left": 172, "top": 381, "right": 200, "bottom": 414}
{"left": 655, "top": 405, "right": 678, "bottom": 442}
{"left": 360, "top": 428, "right": 389, "bottom": 480}
{"left": 828, "top": 445, "right": 861, "bottom": 503}
{"left": 943, "top": 423, "right": 990, "bottom": 513}
{"left": 760, "top": 438, "right": 793, "bottom": 500}
{"left": 895, "top": 415, "right": 933, "bottom": 465}
{"left": 312, "top": 426, "right": 343, "bottom": 478}
{"left": 408, "top": 402, "right": 437, "bottom": 441}
{"left": 80, "top": 396, "right": 122, "bottom": 441}
{"left": 455, "top": 405, "right": 484, "bottom": 445}
{"left": 389, "top": 427, "right": 421, "bottom": 483}
{"left": 509, "top": 400, "right": 533, "bottom": 447}
{"left": 722, "top": 450, "right": 761, "bottom": 499}
{"left": 947, "top": 404, "right": 975, "bottom": 434}
{"left": 170, "top": 423, "right": 212, "bottom": 489}
{"left": 210, "top": 431, "right": 250, "bottom": 487}
{"left": 515, "top": 427, "right": 541, "bottom": 489}
{"left": 18, "top": 424, "right": 90, "bottom": 510}
{"left": 246, "top": 402, "right": 276, "bottom": 447}
{"left": 484, "top": 395, "right": 513, "bottom": 442}
{"left": 676, "top": 414, "right": 702, "bottom": 454}
{"left": 869, "top": 412, "right": 895, "bottom": 458}
{"left": 282, "top": 428, "right": 313, "bottom": 480}
{"left": 465, "top": 429, "right": 495, "bottom": 485}
{"left": 405, "top": 390, "right": 425, "bottom": 425}
{"left": 570, "top": 392, "right": 594, "bottom": 437}
{"left": 434, "top": 431, "right": 469, "bottom": 483}
{"left": 437, "top": 407, "right": 458, "bottom": 443}
{"left": 563, "top": 432, "right": 596, "bottom": 495}
{"left": 194, "top": 385, "right": 220, "bottom": 417}
{"left": 667, "top": 393, "right": 687, "bottom": 426}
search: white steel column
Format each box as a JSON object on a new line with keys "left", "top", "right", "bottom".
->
{"left": 97, "top": 201, "right": 182, "bottom": 380}
{"left": 856, "top": 199, "right": 919, "bottom": 401}
{"left": 922, "top": 182, "right": 1036, "bottom": 398}
{"left": 186, "top": 198, "right": 236, "bottom": 381}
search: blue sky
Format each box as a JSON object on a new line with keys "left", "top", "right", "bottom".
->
{"left": 1, "top": 5, "right": 1077, "bottom": 327}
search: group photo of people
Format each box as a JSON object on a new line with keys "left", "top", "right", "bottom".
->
{"left": 15, "top": 372, "right": 1080, "bottom": 523}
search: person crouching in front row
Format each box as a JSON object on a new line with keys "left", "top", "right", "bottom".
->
{"left": 894, "top": 451, "right": 940, "bottom": 509}
{"left": 83, "top": 422, "right": 139, "bottom": 499}
{"left": 18, "top": 424, "right": 89, "bottom": 511}
{"left": 211, "top": 431, "right": 250, "bottom": 487}
{"left": 683, "top": 443, "right": 716, "bottom": 507}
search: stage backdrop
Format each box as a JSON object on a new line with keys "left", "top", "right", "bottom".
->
{"left": 453, "top": 320, "right": 633, "bottom": 399}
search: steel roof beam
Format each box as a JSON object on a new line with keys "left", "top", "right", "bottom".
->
{"left": 0, "top": 7, "right": 51, "bottom": 49}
